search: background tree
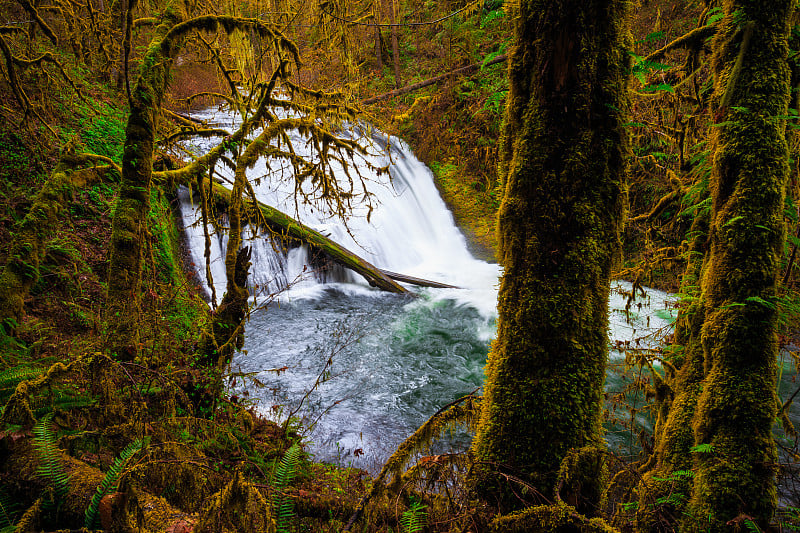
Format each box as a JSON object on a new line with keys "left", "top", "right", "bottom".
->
{"left": 471, "top": 0, "right": 630, "bottom": 513}
{"left": 683, "top": 2, "right": 793, "bottom": 529}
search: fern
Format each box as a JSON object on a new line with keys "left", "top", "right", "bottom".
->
{"left": 399, "top": 497, "right": 427, "bottom": 533}
{"left": 271, "top": 443, "right": 302, "bottom": 533}
{"left": 744, "top": 518, "right": 762, "bottom": 533}
{"left": 32, "top": 413, "right": 70, "bottom": 509}
{"left": 0, "top": 366, "right": 43, "bottom": 414}
{"left": 84, "top": 438, "right": 146, "bottom": 529}
{"left": 0, "top": 366, "right": 42, "bottom": 389}
{"left": 0, "top": 485, "right": 19, "bottom": 532}
{"left": 32, "top": 390, "right": 95, "bottom": 417}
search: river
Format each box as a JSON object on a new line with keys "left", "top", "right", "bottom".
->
{"left": 177, "top": 106, "right": 685, "bottom": 471}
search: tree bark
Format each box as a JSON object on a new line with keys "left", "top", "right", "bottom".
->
{"left": 104, "top": 10, "right": 298, "bottom": 360}
{"left": 374, "top": 0, "right": 383, "bottom": 72}
{"left": 105, "top": 1, "right": 187, "bottom": 361}
{"left": 686, "top": 2, "right": 793, "bottom": 530}
{"left": 471, "top": 0, "right": 630, "bottom": 513}
{"left": 389, "top": 0, "right": 401, "bottom": 88}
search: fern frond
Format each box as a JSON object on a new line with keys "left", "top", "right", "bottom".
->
{"left": 85, "top": 438, "right": 146, "bottom": 529}
{"left": 271, "top": 442, "right": 302, "bottom": 533}
{"left": 33, "top": 391, "right": 95, "bottom": 417}
{"left": 0, "top": 366, "right": 42, "bottom": 389}
{"left": 399, "top": 498, "right": 427, "bottom": 533}
{"left": 0, "top": 485, "right": 19, "bottom": 529}
{"left": 0, "top": 366, "right": 43, "bottom": 414}
{"left": 33, "top": 413, "right": 70, "bottom": 508}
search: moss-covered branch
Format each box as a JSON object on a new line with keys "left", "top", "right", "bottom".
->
{"left": 643, "top": 24, "right": 717, "bottom": 63}
{"left": 105, "top": 5, "right": 302, "bottom": 360}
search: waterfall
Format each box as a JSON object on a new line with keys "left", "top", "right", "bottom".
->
{"left": 177, "top": 108, "right": 678, "bottom": 467}
{"left": 177, "top": 110, "right": 500, "bottom": 311}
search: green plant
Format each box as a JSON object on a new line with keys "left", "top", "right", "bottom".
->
{"left": 85, "top": 438, "right": 147, "bottom": 529}
{"left": 0, "top": 318, "right": 29, "bottom": 362}
{"left": 0, "top": 485, "right": 19, "bottom": 533}
{"left": 33, "top": 413, "right": 70, "bottom": 509}
{"left": 271, "top": 442, "right": 302, "bottom": 533}
{"left": 776, "top": 506, "right": 800, "bottom": 530}
{"left": 399, "top": 497, "right": 426, "bottom": 533}
{"left": 0, "top": 365, "right": 41, "bottom": 397}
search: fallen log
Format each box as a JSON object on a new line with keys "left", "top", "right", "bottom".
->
{"left": 360, "top": 53, "right": 507, "bottom": 105}
{"left": 380, "top": 269, "right": 458, "bottom": 289}
{"left": 210, "top": 184, "right": 461, "bottom": 292}
{"left": 211, "top": 184, "right": 412, "bottom": 293}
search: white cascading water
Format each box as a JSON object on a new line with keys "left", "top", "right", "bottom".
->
{"left": 178, "top": 110, "right": 500, "bottom": 312}
{"left": 178, "top": 106, "right": 677, "bottom": 467}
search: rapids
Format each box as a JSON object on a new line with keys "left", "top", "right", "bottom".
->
{"left": 177, "top": 107, "right": 677, "bottom": 469}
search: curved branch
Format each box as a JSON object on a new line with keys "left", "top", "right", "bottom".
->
{"left": 644, "top": 25, "right": 716, "bottom": 63}
{"left": 15, "top": 0, "right": 58, "bottom": 45}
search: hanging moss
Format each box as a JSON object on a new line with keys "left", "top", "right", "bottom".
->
{"left": 683, "top": 2, "right": 793, "bottom": 531}
{"left": 104, "top": 4, "right": 300, "bottom": 360}
{"left": 471, "top": 0, "right": 631, "bottom": 512}
{"left": 194, "top": 471, "right": 276, "bottom": 533}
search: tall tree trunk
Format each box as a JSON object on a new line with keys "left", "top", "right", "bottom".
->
{"left": 471, "top": 0, "right": 630, "bottom": 513}
{"left": 389, "top": 0, "right": 401, "bottom": 88}
{"left": 686, "top": 2, "right": 792, "bottom": 530}
{"left": 105, "top": 2, "right": 187, "bottom": 360}
{"left": 374, "top": 0, "right": 383, "bottom": 72}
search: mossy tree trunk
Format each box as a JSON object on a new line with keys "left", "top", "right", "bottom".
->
{"left": 105, "top": 2, "right": 188, "bottom": 361}
{"left": 685, "top": 2, "right": 793, "bottom": 530}
{"left": 104, "top": 6, "right": 297, "bottom": 360}
{"left": 471, "top": 0, "right": 630, "bottom": 513}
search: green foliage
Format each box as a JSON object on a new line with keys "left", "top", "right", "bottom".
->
{"left": 271, "top": 443, "right": 302, "bottom": 533}
{"left": 33, "top": 413, "right": 70, "bottom": 509}
{"left": 0, "top": 485, "right": 19, "bottom": 533}
{"left": 689, "top": 443, "right": 714, "bottom": 454}
{"left": 707, "top": 7, "right": 724, "bottom": 25}
{"left": 629, "top": 52, "right": 672, "bottom": 86}
{"left": 777, "top": 506, "right": 800, "bottom": 530}
{"left": 399, "top": 497, "right": 427, "bottom": 533}
{"left": 481, "top": 8, "right": 505, "bottom": 28}
{"left": 85, "top": 438, "right": 147, "bottom": 529}
{"left": 74, "top": 99, "right": 126, "bottom": 163}
{"left": 0, "top": 319, "right": 28, "bottom": 358}
{"left": 0, "top": 364, "right": 40, "bottom": 394}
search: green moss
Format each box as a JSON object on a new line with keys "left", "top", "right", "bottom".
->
{"left": 195, "top": 471, "right": 276, "bottom": 533}
{"left": 471, "top": 0, "right": 631, "bottom": 511}
{"left": 0, "top": 147, "right": 106, "bottom": 326}
{"left": 489, "top": 501, "right": 620, "bottom": 533}
{"left": 683, "top": 2, "right": 793, "bottom": 530}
